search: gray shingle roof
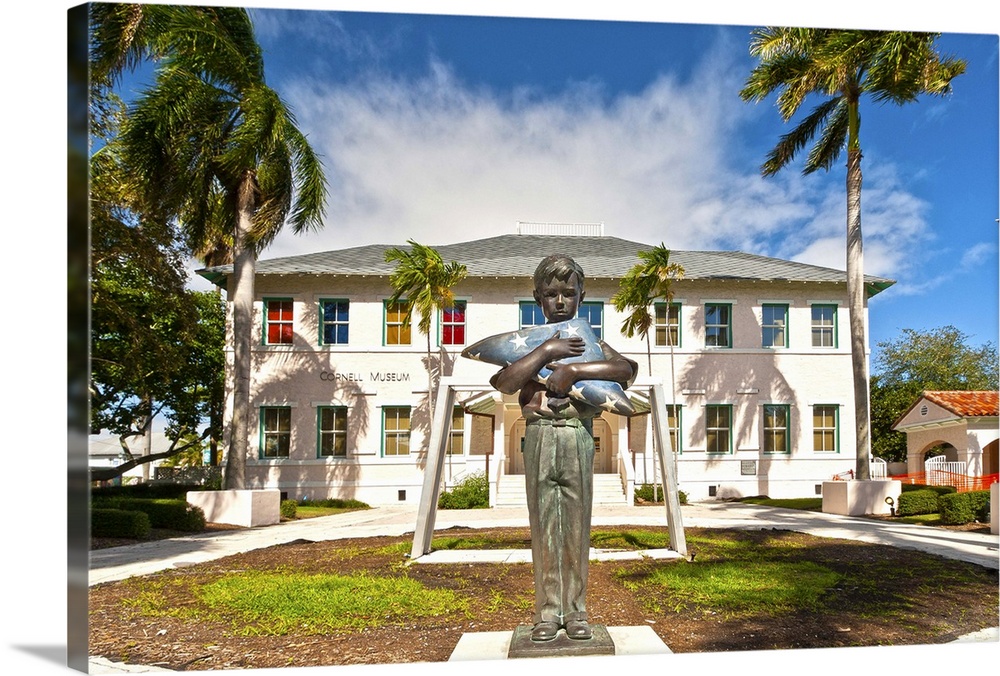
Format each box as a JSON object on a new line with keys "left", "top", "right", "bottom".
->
{"left": 198, "top": 234, "right": 895, "bottom": 295}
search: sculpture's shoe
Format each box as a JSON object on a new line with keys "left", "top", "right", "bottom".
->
{"left": 529, "top": 621, "right": 560, "bottom": 642}
{"left": 564, "top": 620, "right": 592, "bottom": 640}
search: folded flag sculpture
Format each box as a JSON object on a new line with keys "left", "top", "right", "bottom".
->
{"left": 461, "top": 317, "right": 635, "bottom": 415}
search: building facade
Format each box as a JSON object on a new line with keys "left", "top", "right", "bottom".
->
{"left": 200, "top": 231, "right": 893, "bottom": 504}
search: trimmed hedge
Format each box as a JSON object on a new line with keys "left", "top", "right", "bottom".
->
{"left": 93, "top": 498, "right": 205, "bottom": 531}
{"left": 939, "top": 490, "right": 991, "bottom": 525}
{"left": 92, "top": 508, "right": 151, "bottom": 539}
{"left": 92, "top": 483, "right": 207, "bottom": 500}
{"left": 280, "top": 499, "right": 298, "bottom": 519}
{"left": 900, "top": 484, "right": 957, "bottom": 496}
{"left": 299, "top": 498, "right": 370, "bottom": 509}
{"left": 896, "top": 489, "right": 941, "bottom": 516}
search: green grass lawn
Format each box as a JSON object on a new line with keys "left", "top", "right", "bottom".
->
{"left": 293, "top": 505, "right": 367, "bottom": 519}
{"left": 738, "top": 496, "right": 823, "bottom": 511}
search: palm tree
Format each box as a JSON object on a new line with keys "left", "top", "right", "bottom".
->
{"left": 91, "top": 4, "right": 328, "bottom": 489}
{"left": 612, "top": 245, "right": 684, "bottom": 498}
{"left": 611, "top": 244, "right": 684, "bottom": 376}
{"left": 385, "top": 241, "right": 468, "bottom": 423}
{"left": 740, "top": 29, "right": 965, "bottom": 480}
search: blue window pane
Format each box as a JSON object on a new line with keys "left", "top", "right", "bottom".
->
{"left": 323, "top": 301, "right": 348, "bottom": 322}
{"left": 321, "top": 300, "right": 349, "bottom": 344}
{"left": 520, "top": 303, "right": 544, "bottom": 328}
{"left": 578, "top": 303, "right": 603, "bottom": 339}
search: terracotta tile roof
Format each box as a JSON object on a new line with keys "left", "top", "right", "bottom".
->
{"left": 922, "top": 391, "right": 999, "bottom": 418}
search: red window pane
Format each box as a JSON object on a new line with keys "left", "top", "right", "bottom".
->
{"left": 268, "top": 301, "right": 292, "bottom": 321}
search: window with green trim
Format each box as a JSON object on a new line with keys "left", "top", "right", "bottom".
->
{"left": 447, "top": 406, "right": 464, "bottom": 455}
{"left": 763, "top": 404, "right": 790, "bottom": 454}
{"left": 384, "top": 301, "right": 411, "bottom": 346}
{"left": 665, "top": 404, "right": 682, "bottom": 452}
{"left": 705, "top": 404, "right": 732, "bottom": 453}
{"left": 264, "top": 299, "right": 294, "bottom": 345}
{"left": 317, "top": 406, "right": 347, "bottom": 458}
{"left": 811, "top": 305, "right": 837, "bottom": 348}
{"left": 761, "top": 304, "right": 788, "bottom": 348}
{"left": 319, "top": 299, "right": 349, "bottom": 345}
{"left": 813, "top": 405, "right": 839, "bottom": 452}
{"left": 705, "top": 304, "right": 731, "bottom": 348}
{"left": 578, "top": 302, "right": 604, "bottom": 339}
{"left": 260, "top": 407, "right": 291, "bottom": 458}
{"left": 383, "top": 406, "right": 411, "bottom": 456}
{"left": 440, "top": 301, "right": 466, "bottom": 346}
{"left": 655, "top": 302, "right": 681, "bottom": 347}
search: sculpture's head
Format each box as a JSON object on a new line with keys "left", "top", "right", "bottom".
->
{"left": 532, "top": 254, "right": 586, "bottom": 323}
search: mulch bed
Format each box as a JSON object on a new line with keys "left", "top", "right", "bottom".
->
{"left": 88, "top": 524, "right": 999, "bottom": 671}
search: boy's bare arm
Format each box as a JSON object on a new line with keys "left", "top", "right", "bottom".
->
{"left": 490, "top": 332, "right": 585, "bottom": 394}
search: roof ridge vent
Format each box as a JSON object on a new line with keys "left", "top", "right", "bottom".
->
{"left": 515, "top": 221, "right": 604, "bottom": 237}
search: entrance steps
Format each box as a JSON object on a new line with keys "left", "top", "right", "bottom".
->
{"left": 494, "top": 473, "right": 628, "bottom": 507}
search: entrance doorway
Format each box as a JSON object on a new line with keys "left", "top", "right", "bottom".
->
{"left": 507, "top": 417, "right": 613, "bottom": 475}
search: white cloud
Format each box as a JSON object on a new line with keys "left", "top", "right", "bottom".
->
{"left": 259, "top": 32, "right": 940, "bottom": 298}
{"left": 960, "top": 241, "right": 997, "bottom": 267}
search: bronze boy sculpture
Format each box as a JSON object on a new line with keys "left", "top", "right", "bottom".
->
{"left": 488, "top": 255, "right": 637, "bottom": 641}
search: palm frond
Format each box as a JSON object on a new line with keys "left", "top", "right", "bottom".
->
{"left": 803, "top": 99, "right": 849, "bottom": 174}
{"left": 761, "top": 97, "right": 839, "bottom": 176}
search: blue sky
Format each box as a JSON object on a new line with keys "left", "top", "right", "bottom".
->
{"left": 176, "top": 2, "right": 998, "bottom": 355}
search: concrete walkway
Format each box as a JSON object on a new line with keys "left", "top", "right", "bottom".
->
{"left": 90, "top": 500, "right": 999, "bottom": 585}
{"left": 89, "top": 501, "right": 999, "bottom": 672}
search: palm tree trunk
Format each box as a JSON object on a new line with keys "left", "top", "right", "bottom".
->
{"left": 846, "top": 146, "right": 871, "bottom": 481}
{"left": 645, "top": 333, "right": 652, "bottom": 376}
{"left": 426, "top": 330, "right": 435, "bottom": 423}
{"left": 224, "top": 172, "right": 256, "bottom": 489}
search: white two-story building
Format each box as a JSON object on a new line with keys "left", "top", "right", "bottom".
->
{"left": 199, "top": 226, "right": 893, "bottom": 505}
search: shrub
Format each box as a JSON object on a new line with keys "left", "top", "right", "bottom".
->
{"left": 92, "top": 483, "right": 207, "bottom": 501}
{"left": 438, "top": 472, "right": 489, "bottom": 509}
{"left": 634, "top": 484, "right": 688, "bottom": 505}
{"left": 938, "top": 490, "right": 991, "bottom": 525}
{"left": 94, "top": 498, "right": 205, "bottom": 531}
{"left": 280, "top": 500, "right": 298, "bottom": 519}
{"left": 896, "top": 489, "right": 941, "bottom": 516}
{"left": 299, "top": 498, "right": 370, "bottom": 509}
{"left": 900, "top": 484, "right": 956, "bottom": 496}
{"left": 91, "top": 508, "right": 151, "bottom": 539}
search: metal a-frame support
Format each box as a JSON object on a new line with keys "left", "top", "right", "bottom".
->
{"left": 410, "top": 377, "right": 687, "bottom": 560}
{"left": 410, "top": 378, "right": 461, "bottom": 560}
{"left": 648, "top": 381, "right": 687, "bottom": 557}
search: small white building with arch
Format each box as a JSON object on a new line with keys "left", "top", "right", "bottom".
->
{"left": 892, "top": 391, "right": 999, "bottom": 478}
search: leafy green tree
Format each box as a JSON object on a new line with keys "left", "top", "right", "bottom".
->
{"left": 740, "top": 29, "right": 966, "bottom": 479}
{"left": 91, "top": 273, "right": 226, "bottom": 482}
{"left": 90, "top": 4, "right": 328, "bottom": 489}
{"left": 610, "top": 244, "right": 684, "bottom": 376}
{"left": 385, "top": 241, "right": 468, "bottom": 422}
{"left": 871, "top": 326, "right": 998, "bottom": 462}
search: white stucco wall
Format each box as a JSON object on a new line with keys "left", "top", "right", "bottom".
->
{"left": 220, "top": 273, "right": 865, "bottom": 503}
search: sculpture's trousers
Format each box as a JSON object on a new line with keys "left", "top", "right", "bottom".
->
{"left": 522, "top": 418, "right": 594, "bottom": 625}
